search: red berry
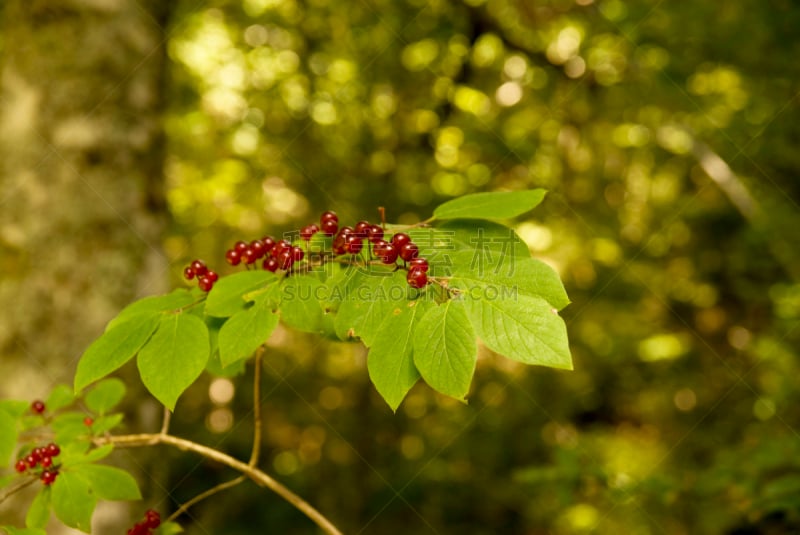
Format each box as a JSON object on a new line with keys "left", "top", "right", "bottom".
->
{"left": 300, "top": 225, "right": 319, "bottom": 241}
{"left": 332, "top": 232, "right": 348, "bottom": 255}
{"left": 250, "top": 240, "right": 266, "bottom": 259}
{"left": 144, "top": 509, "right": 161, "bottom": 529}
{"left": 320, "top": 210, "right": 338, "bottom": 224}
{"left": 183, "top": 266, "right": 195, "bottom": 280}
{"left": 409, "top": 257, "right": 429, "bottom": 272}
{"left": 354, "top": 220, "right": 370, "bottom": 236}
{"left": 367, "top": 225, "right": 384, "bottom": 244}
{"left": 198, "top": 276, "right": 214, "bottom": 292}
{"left": 47, "top": 443, "right": 61, "bottom": 457}
{"left": 399, "top": 242, "right": 419, "bottom": 261}
{"left": 271, "top": 240, "right": 291, "bottom": 257}
{"left": 225, "top": 249, "right": 241, "bottom": 266}
{"left": 234, "top": 240, "right": 248, "bottom": 254}
{"left": 321, "top": 219, "right": 338, "bottom": 236}
{"left": 407, "top": 267, "right": 428, "bottom": 288}
{"left": 190, "top": 260, "right": 207, "bottom": 277}
{"left": 346, "top": 235, "right": 363, "bottom": 254}
{"left": 277, "top": 250, "right": 294, "bottom": 270}
{"left": 40, "top": 469, "right": 57, "bottom": 486}
{"left": 206, "top": 271, "right": 219, "bottom": 282}
{"left": 373, "top": 240, "right": 399, "bottom": 264}
{"left": 242, "top": 248, "right": 258, "bottom": 265}
{"left": 41, "top": 456, "right": 53, "bottom": 468}
{"left": 25, "top": 455, "right": 37, "bottom": 469}
{"left": 291, "top": 246, "right": 304, "bottom": 262}
{"left": 390, "top": 232, "right": 411, "bottom": 249}
{"left": 261, "top": 236, "right": 276, "bottom": 252}
{"left": 31, "top": 400, "right": 45, "bottom": 414}
{"left": 263, "top": 257, "right": 279, "bottom": 272}
{"left": 14, "top": 460, "right": 26, "bottom": 473}
{"left": 84, "top": 417, "right": 94, "bottom": 427}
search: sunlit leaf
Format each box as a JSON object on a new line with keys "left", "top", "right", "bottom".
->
{"left": 74, "top": 313, "right": 160, "bottom": 394}
{"left": 25, "top": 487, "right": 50, "bottom": 529}
{"left": 73, "top": 464, "right": 141, "bottom": 501}
{"left": 279, "top": 274, "right": 327, "bottom": 333}
{"left": 334, "top": 270, "right": 411, "bottom": 345}
{"left": 205, "top": 271, "right": 277, "bottom": 317}
{"left": 51, "top": 471, "right": 96, "bottom": 533}
{"left": 107, "top": 289, "right": 199, "bottom": 331}
{"left": 45, "top": 385, "right": 75, "bottom": 412}
{"left": 137, "top": 313, "right": 210, "bottom": 410}
{"left": 218, "top": 293, "right": 279, "bottom": 368}
{"left": 433, "top": 189, "right": 546, "bottom": 220}
{"left": 84, "top": 378, "right": 126, "bottom": 414}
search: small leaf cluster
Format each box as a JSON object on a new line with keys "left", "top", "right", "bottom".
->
{"left": 71, "top": 189, "right": 571, "bottom": 412}
{"left": 0, "top": 380, "right": 147, "bottom": 534}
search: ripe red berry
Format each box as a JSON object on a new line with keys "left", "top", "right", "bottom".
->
{"left": 373, "top": 240, "right": 399, "bottom": 264}
{"left": 390, "top": 232, "right": 411, "bottom": 249}
{"left": 234, "top": 240, "right": 248, "bottom": 254}
{"left": 198, "top": 276, "right": 214, "bottom": 292}
{"left": 320, "top": 210, "right": 338, "bottom": 224}
{"left": 41, "top": 456, "right": 53, "bottom": 468}
{"left": 407, "top": 267, "right": 428, "bottom": 288}
{"left": 242, "top": 248, "right": 258, "bottom": 265}
{"left": 346, "top": 235, "right": 363, "bottom": 254}
{"left": 47, "top": 443, "right": 61, "bottom": 457}
{"left": 300, "top": 225, "right": 319, "bottom": 241}
{"left": 263, "top": 257, "right": 279, "bottom": 272}
{"left": 31, "top": 400, "right": 45, "bottom": 414}
{"left": 25, "top": 455, "right": 37, "bottom": 469}
{"left": 144, "top": 509, "right": 161, "bottom": 529}
{"left": 367, "top": 225, "right": 384, "bottom": 244}
{"left": 354, "top": 220, "right": 370, "bottom": 236}
{"left": 31, "top": 447, "right": 44, "bottom": 462}
{"left": 272, "top": 240, "right": 291, "bottom": 257}
{"left": 399, "top": 242, "right": 419, "bottom": 261}
{"left": 206, "top": 271, "right": 219, "bottom": 283}
{"left": 190, "top": 260, "right": 207, "bottom": 277}
{"left": 40, "top": 470, "right": 57, "bottom": 486}
{"left": 183, "top": 266, "right": 195, "bottom": 280}
{"left": 14, "top": 460, "right": 26, "bottom": 473}
{"left": 261, "top": 236, "right": 276, "bottom": 252}
{"left": 332, "top": 232, "right": 348, "bottom": 255}
{"left": 225, "top": 249, "right": 241, "bottom": 266}
{"left": 83, "top": 417, "right": 94, "bottom": 427}
{"left": 250, "top": 240, "right": 266, "bottom": 258}
{"left": 291, "top": 246, "right": 304, "bottom": 262}
{"left": 321, "top": 219, "right": 338, "bottom": 236}
{"left": 277, "top": 250, "right": 294, "bottom": 270}
{"left": 409, "top": 257, "right": 429, "bottom": 272}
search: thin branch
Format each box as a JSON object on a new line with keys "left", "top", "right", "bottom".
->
{"left": 95, "top": 433, "right": 343, "bottom": 535}
{"left": 166, "top": 475, "right": 247, "bottom": 523}
{"left": 250, "top": 347, "right": 264, "bottom": 467}
{"left": 0, "top": 476, "right": 38, "bottom": 505}
{"left": 159, "top": 406, "right": 171, "bottom": 436}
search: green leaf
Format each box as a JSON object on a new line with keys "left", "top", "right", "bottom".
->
{"left": 2, "top": 528, "right": 47, "bottom": 535}
{"left": 51, "top": 413, "right": 91, "bottom": 446}
{"left": 74, "top": 312, "right": 161, "bottom": 394}
{"left": 413, "top": 299, "right": 477, "bottom": 400}
{"left": 137, "top": 313, "right": 210, "bottom": 410}
{"left": 450, "top": 253, "right": 570, "bottom": 310}
{"left": 107, "top": 289, "right": 199, "bottom": 331}
{"left": 205, "top": 271, "right": 277, "bottom": 317}
{"left": 89, "top": 413, "right": 124, "bottom": 434}
{"left": 51, "top": 471, "right": 96, "bottom": 533}
{"left": 368, "top": 300, "right": 432, "bottom": 411}
{"left": 25, "top": 487, "right": 50, "bottom": 529}
{"left": 463, "top": 293, "right": 572, "bottom": 369}
{"left": 65, "top": 444, "right": 114, "bottom": 466}
{"left": 84, "top": 378, "right": 126, "bottom": 415}
{"left": 206, "top": 351, "right": 246, "bottom": 377}
{"left": 73, "top": 464, "right": 141, "bottom": 501}
{"left": 218, "top": 294, "right": 279, "bottom": 368}
{"left": 156, "top": 521, "right": 184, "bottom": 534}
{"left": 334, "top": 270, "right": 413, "bottom": 345}
{"left": 0, "top": 409, "right": 16, "bottom": 467}
{"left": 433, "top": 189, "right": 546, "bottom": 220}
{"left": 46, "top": 385, "right": 75, "bottom": 412}
{"left": 279, "top": 275, "right": 327, "bottom": 333}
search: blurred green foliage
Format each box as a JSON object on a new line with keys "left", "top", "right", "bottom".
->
{"left": 158, "top": 0, "right": 800, "bottom": 533}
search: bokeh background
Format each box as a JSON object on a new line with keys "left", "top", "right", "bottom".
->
{"left": 2, "top": 0, "right": 799, "bottom": 533}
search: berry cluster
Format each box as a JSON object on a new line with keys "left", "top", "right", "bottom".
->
{"left": 14, "top": 442, "right": 61, "bottom": 485}
{"left": 183, "top": 259, "right": 219, "bottom": 292}
{"left": 224, "top": 236, "right": 304, "bottom": 273}
{"left": 299, "top": 211, "right": 431, "bottom": 288}
{"left": 215, "top": 210, "right": 431, "bottom": 288}
{"left": 126, "top": 509, "right": 161, "bottom": 535}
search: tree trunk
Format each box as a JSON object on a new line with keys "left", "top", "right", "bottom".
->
{"left": 0, "top": 1, "right": 169, "bottom": 527}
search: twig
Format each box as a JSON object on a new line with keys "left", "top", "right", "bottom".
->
{"left": 94, "top": 433, "right": 343, "bottom": 535}
{"left": 166, "top": 475, "right": 247, "bottom": 523}
{"left": 250, "top": 348, "right": 263, "bottom": 467}
{"left": 0, "top": 476, "right": 38, "bottom": 505}
{"left": 159, "top": 406, "right": 171, "bottom": 436}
